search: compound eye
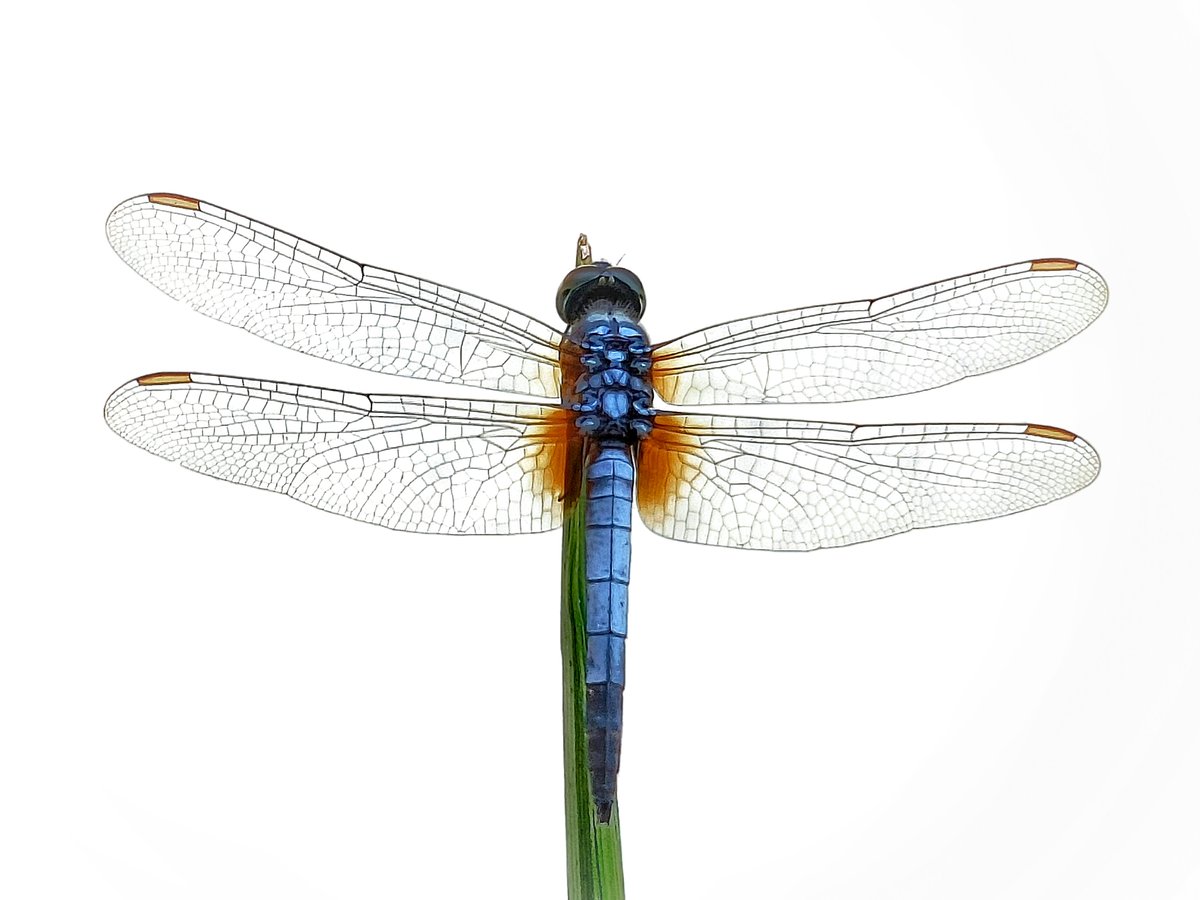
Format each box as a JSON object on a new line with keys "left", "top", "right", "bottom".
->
{"left": 560, "top": 265, "right": 602, "bottom": 295}
{"left": 606, "top": 267, "right": 646, "bottom": 306}
{"left": 556, "top": 264, "right": 606, "bottom": 321}
{"left": 555, "top": 261, "right": 647, "bottom": 322}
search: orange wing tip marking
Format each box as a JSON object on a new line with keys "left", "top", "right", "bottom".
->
{"left": 1030, "top": 258, "right": 1079, "bottom": 271}
{"left": 148, "top": 193, "right": 201, "bottom": 210}
{"left": 137, "top": 372, "right": 193, "bottom": 386}
{"left": 1025, "top": 424, "right": 1076, "bottom": 441}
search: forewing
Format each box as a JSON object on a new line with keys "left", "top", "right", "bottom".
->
{"left": 105, "top": 373, "right": 572, "bottom": 535}
{"left": 638, "top": 413, "right": 1098, "bottom": 550}
{"left": 107, "top": 194, "right": 563, "bottom": 396}
{"left": 652, "top": 259, "right": 1107, "bottom": 404}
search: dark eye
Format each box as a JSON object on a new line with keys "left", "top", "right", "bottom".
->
{"left": 556, "top": 263, "right": 647, "bottom": 323}
{"left": 606, "top": 267, "right": 646, "bottom": 306}
{"left": 556, "top": 265, "right": 604, "bottom": 320}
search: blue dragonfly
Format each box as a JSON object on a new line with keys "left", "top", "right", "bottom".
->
{"left": 104, "top": 192, "right": 1105, "bottom": 823}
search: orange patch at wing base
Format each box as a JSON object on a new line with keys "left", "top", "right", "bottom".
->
{"left": 649, "top": 369, "right": 682, "bottom": 400}
{"left": 148, "top": 193, "right": 201, "bottom": 210}
{"left": 636, "top": 416, "right": 703, "bottom": 517}
{"left": 1030, "top": 258, "right": 1079, "bottom": 271}
{"left": 518, "top": 411, "right": 575, "bottom": 505}
{"left": 1025, "top": 423, "right": 1076, "bottom": 441}
{"left": 137, "top": 372, "right": 193, "bottom": 386}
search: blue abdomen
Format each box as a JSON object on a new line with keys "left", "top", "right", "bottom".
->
{"left": 584, "top": 441, "right": 633, "bottom": 823}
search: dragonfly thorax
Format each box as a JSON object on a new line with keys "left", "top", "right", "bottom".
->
{"left": 567, "top": 315, "right": 655, "bottom": 441}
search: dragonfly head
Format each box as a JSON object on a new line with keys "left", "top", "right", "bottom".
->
{"left": 556, "top": 261, "right": 646, "bottom": 323}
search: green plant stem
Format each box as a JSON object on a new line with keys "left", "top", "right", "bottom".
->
{"left": 561, "top": 472, "right": 625, "bottom": 899}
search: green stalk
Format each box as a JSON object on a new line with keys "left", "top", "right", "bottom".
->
{"left": 561, "top": 461, "right": 625, "bottom": 899}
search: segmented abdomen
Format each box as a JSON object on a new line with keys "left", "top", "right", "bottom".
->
{"left": 584, "top": 440, "right": 633, "bottom": 823}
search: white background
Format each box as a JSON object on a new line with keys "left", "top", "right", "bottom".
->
{"left": 2, "top": 2, "right": 1198, "bottom": 898}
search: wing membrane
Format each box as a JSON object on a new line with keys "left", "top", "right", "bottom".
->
{"left": 105, "top": 373, "right": 572, "bottom": 535}
{"left": 651, "top": 259, "right": 1107, "bottom": 404}
{"left": 107, "top": 194, "right": 563, "bottom": 396}
{"left": 638, "top": 413, "right": 1098, "bottom": 550}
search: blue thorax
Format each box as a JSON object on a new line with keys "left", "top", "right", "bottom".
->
{"left": 570, "top": 316, "right": 655, "bottom": 441}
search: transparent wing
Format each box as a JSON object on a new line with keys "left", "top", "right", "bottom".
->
{"left": 107, "top": 194, "right": 564, "bottom": 397}
{"left": 651, "top": 259, "right": 1107, "bottom": 404}
{"left": 638, "top": 413, "right": 1098, "bottom": 551}
{"left": 105, "top": 373, "right": 572, "bottom": 535}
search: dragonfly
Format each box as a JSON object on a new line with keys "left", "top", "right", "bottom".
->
{"left": 104, "top": 192, "right": 1105, "bottom": 823}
